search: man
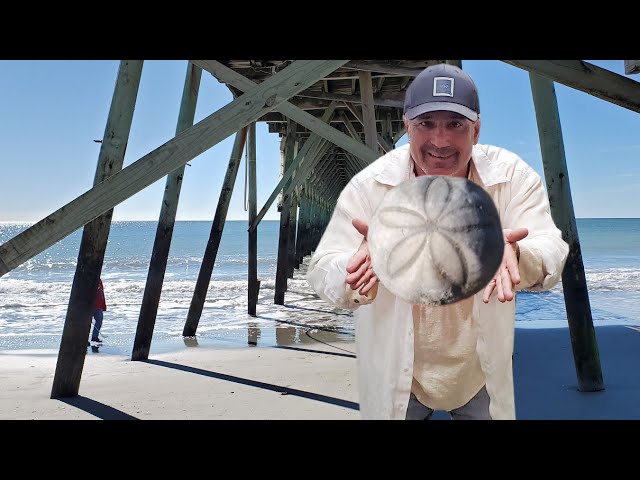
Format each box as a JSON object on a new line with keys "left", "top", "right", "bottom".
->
{"left": 306, "top": 63, "right": 569, "bottom": 420}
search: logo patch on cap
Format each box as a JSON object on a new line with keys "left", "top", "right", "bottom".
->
{"left": 433, "top": 77, "right": 454, "bottom": 97}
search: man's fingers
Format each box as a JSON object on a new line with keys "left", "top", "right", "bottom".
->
{"left": 495, "top": 271, "right": 505, "bottom": 302}
{"left": 355, "top": 262, "right": 373, "bottom": 290}
{"left": 505, "top": 251, "right": 521, "bottom": 285}
{"left": 352, "top": 218, "right": 369, "bottom": 239}
{"left": 505, "top": 227, "right": 528, "bottom": 243}
{"left": 483, "top": 279, "right": 495, "bottom": 303}
{"left": 500, "top": 267, "right": 514, "bottom": 301}
{"left": 346, "top": 257, "right": 370, "bottom": 287}
{"left": 360, "top": 275, "right": 378, "bottom": 295}
{"left": 346, "top": 250, "right": 367, "bottom": 273}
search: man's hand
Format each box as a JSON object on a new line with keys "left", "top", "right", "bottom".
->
{"left": 482, "top": 227, "right": 529, "bottom": 303}
{"left": 345, "top": 218, "right": 379, "bottom": 296}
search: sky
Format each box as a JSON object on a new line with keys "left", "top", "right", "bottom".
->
{"left": 1, "top": 59, "right": 639, "bottom": 223}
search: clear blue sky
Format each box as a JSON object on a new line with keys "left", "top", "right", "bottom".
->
{"left": 1, "top": 60, "right": 638, "bottom": 222}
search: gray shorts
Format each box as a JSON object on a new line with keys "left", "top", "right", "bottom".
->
{"left": 405, "top": 385, "right": 492, "bottom": 420}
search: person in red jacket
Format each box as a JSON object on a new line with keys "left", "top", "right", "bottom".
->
{"left": 91, "top": 278, "right": 107, "bottom": 343}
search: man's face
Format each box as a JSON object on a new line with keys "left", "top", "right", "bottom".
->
{"left": 404, "top": 111, "right": 480, "bottom": 178}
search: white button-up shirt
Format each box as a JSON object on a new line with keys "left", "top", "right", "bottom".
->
{"left": 306, "top": 144, "right": 569, "bottom": 419}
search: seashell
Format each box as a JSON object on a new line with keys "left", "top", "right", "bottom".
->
{"left": 368, "top": 175, "right": 503, "bottom": 305}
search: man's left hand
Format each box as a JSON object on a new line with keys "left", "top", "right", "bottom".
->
{"left": 482, "top": 228, "right": 529, "bottom": 303}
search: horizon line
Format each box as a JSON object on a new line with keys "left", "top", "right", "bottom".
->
{"left": 3, "top": 216, "right": 640, "bottom": 225}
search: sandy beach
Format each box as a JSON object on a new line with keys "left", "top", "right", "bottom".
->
{"left": 2, "top": 321, "right": 640, "bottom": 420}
{"left": 0, "top": 339, "right": 359, "bottom": 420}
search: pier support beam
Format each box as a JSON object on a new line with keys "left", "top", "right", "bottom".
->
{"left": 529, "top": 73, "right": 604, "bottom": 392}
{"left": 133, "top": 62, "right": 202, "bottom": 361}
{"left": 51, "top": 60, "right": 143, "bottom": 398}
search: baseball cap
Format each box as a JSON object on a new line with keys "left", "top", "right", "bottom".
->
{"left": 404, "top": 64, "right": 480, "bottom": 122}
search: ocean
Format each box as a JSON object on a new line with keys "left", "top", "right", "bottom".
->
{"left": 1, "top": 219, "right": 639, "bottom": 355}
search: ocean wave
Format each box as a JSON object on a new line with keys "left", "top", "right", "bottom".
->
{"left": 542, "top": 268, "right": 640, "bottom": 292}
{"left": 583, "top": 268, "right": 640, "bottom": 291}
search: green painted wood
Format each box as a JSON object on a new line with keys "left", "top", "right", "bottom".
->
{"left": 345, "top": 151, "right": 368, "bottom": 171}
{"left": 51, "top": 60, "right": 144, "bottom": 399}
{"left": 274, "top": 127, "right": 296, "bottom": 305}
{"left": 247, "top": 123, "right": 259, "bottom": 316}
{"left": 182, "top": 127, "right": 248, "bottom": 335}
{"left": 282, "top": 141, "right": 332, "bottom": 202}
{"left": 308, "top": 153, "right": 335, "bottom": 191}
{"left": 358, "top": 71, "right": 378, "bottom": 152}
{"left": 344, "top": 61, "right": 424, "bottom": 76}
{"left": 343, "top": 102, "right": 393, "bottom": 153}
{"left": 296, "top": 89, "right": 404, "bottom": 107}
{"left": 339, "top": 110, "right": 363, "bottom": 143}
{"left": 133, "top": 62, "right": 202, "bottom": 361}
{"left": 381, "top": 111, "right": 394, "bottom": 148}
{"left": 530, "top": 72, "right": 604, "bottom": 392}
{"left": 624, "top": 60, "right": 640, "bottom": 75}
{"left": 295, "top": 194, "right": 308, "bottom": 266}
{"left": 249, "top": 102, "right": 337, "bottom": 232}
{"left": 342, "top": 155, "right": 360, "bottom": 176}
{"left": 0, "top": 60, "right": 348, "bottom": 277}
{"left": 506, "top": 60, "right": 640, "bottom": 113}
{"left": 192, "top": 60, "right": 378, "bottom": 164}
{"left": 287, "top": 194, "right": 298, "bottom": 278}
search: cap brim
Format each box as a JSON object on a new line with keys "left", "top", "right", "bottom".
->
{"left": 405, "top": 102, "right": 478, "bottom": 122}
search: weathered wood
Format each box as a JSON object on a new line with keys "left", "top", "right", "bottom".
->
{"left": 51, "top": 60, "right": 144, "bottom": 399}
{"left": 249, "top": 102, "right": 337, "bottom": 232}
{"left": 446, "top": 60, "right": 463, "bottom": 68}
{"left": 624, "top": 60, "right": 640, "bottom": 75}
{"left": 310, "top": 153, "right": 338, "bottom": 184}
{"left": 272, "top": 97, "right": 335, "bottom": 110}
{"left": 0, "top": 60, "right": 347, "bottom": 277}
{"left": 295, "top": 194, "right": 308, "bottom": 266}
{"left": 345, "top": 151, "right": 369, "bottom": 171}
{"left": 311, "top": 151, "right": 338, "bottom": 180}
{"left": 343, "top": 102, "right": 393, "bottom": 153}
{"left": 339, "top": 110, "right": 363, "bottom": 142}
{"left": 342, "top": 153, "right": 361, "bottom": 175}
{"left": 344, "top": 61, "right": 427, "bottom": 76}
{"left": 274, "top": 126, "right": 296, "bottom": 305}
{"left": 192, "top": 60, "right": 378, "bottom": 165}
{"left": 296, "top": 89, "right": 404, "bottom": 108}
{"left": 287, "top": 194, "right": 298, "bottom": 279}
{"left": 132, "top": 62, "right": 202, "bottom": 361}
{"left": 359, "top": 71, "right": 378, "bottom": 152}
{"left": 322, "top": 70, "right": 417, "bottom": 80}
{"left": 182, "top": 127, "right": 249, "bottom": 335}
{"left": 381, "top": 111, "right": 394, "bottom": 148}
{"left": 318, "top": 165, "right": 343, "bottom": 200}
{"left": 529, "top": 72, "right": 604, "bottom": 392}
{"left": 282, "top": 142, "right": 332, "bottom": 202}
{"left": 322, "top": 173, "right": 343, "bottom": 203}
{"left": 247, "top": 123, "right": 259, "bottom": 315}
{"left": 505, "top": 60, "right": 640, "bottom": 113}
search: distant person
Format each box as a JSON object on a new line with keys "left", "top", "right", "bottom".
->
{"left": 306, "top": 64, "right": 569, "bottom": 420}
{"left": 91, "top": 278, "right": 107, "bottom": 344}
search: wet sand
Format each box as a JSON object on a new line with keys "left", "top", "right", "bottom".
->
{"left": 2, "top": 322, "right": 640, "bottom": 420}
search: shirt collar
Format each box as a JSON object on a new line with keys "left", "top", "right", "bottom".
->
{"left": 374, "top": 144, "right": 510, "bottom": 188}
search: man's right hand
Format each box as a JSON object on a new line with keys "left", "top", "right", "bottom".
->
{"left": 345, "top": 218, "right": 379, "bottom": 296}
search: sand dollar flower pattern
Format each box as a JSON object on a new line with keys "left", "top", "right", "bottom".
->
{"left": 368, "top": 176, "right": 503, "bottom": 305}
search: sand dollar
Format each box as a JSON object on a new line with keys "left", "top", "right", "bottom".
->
{"left": 368, "top": 175, "right": 503, "bottom": 305}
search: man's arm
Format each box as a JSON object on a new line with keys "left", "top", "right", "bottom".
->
{"left": 504, "top": 169, "right": 569, "bottom": 292}
{"left": 306, "top": 182, "right": 373, "bottom": 310}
